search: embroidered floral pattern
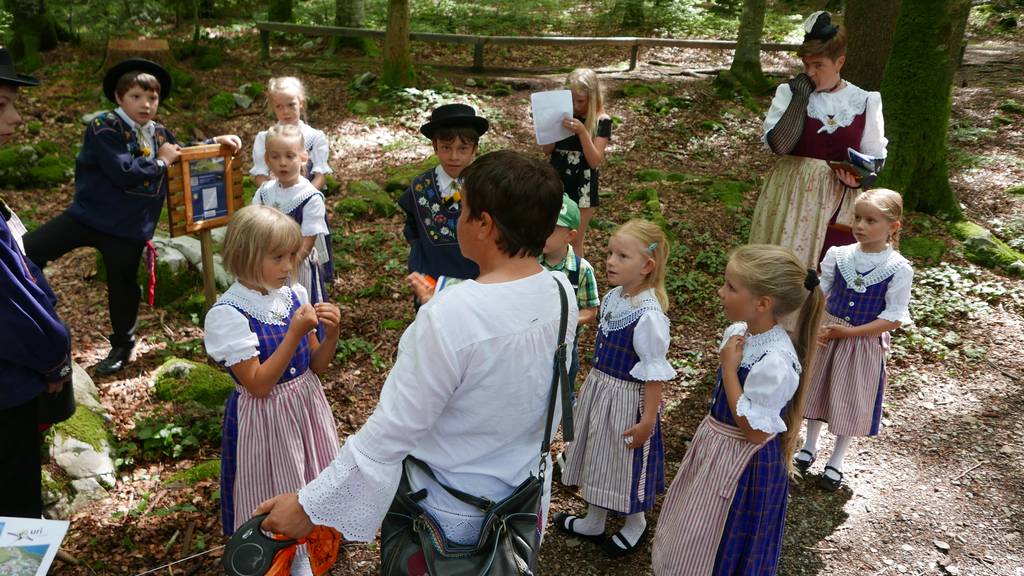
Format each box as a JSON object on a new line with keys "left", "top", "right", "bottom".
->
{"left": 411, "top": 172, "right": 460, "bottom": 246}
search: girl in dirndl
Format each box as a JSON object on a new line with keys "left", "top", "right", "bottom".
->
{"left": 557, "top": 219, "right": 675, "bottom": 557}
{"left": 204, "top": 205, "right": 340, "bottom": 576}
{"left": 795, "top": 189, "right": 912, "bottom": 491}
{"left": 541, "top": 68, "right": 611, "bottom": 257}
{"left": 749, "top": 11, "right": 888, "bottom": 269}
{"left": 652, "top": 245, "right": 824, "bottom": 576}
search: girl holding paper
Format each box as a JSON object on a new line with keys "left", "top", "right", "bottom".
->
{"left": 542, "top": 68, "right": 611, "bottom": 257}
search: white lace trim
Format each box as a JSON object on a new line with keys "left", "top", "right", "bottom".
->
{"left": 806, "top": 84, "right": 869, "bottom": 134}
{"left": 216, "top": 283, "right": 295, "bottom": 325}
{"left": 598, "top": 287, "right": 665, "bottom": 335}
{"left": 835, "top": 244, "right": 908, "bottom": 293}
{"left": 254, "top": 180, "right": 322, "bottom": 215}
{"left": 731, "top": 323, "right": 801, "bottom": 374}
{"left": 735, "top": 395, "right": 787, "bottom": 434}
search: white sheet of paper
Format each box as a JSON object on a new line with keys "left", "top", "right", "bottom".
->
{"left": 0, "top": 517, "right": 71, "bottom": 576}
{"left": 531, "top": 90, "right": 574, "bottom": 145}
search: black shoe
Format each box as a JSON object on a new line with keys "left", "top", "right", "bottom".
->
{"left": 818, "top": 465, "right": 844, "bottom": 491}
{"left": 794, "top": 449, "right": 816, "bottom": 473}
{"left": 552, "top": 513, "right": 605, "bottom": 544}
{"left": 94, "top": 344, "right": 135, "bottom": 376}
{"left": 602, "top": 523, "right": 650, "bottom": 558}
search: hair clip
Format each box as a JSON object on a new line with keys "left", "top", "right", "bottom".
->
{"left": 648, "top": 242, "right": 658, "bottom": 253}
{"left": 804, "top": 268, "right": 820, "bottom": 291}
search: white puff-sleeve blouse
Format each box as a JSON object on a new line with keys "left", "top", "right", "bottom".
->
{"left": 204, "top": 283, "right": 309, "bottom": 367}
{"left": 719, "top": 322, "right": 801, "bottom": 434}
{"left": 630, "top": 310, "right": 676, "bottom": 381}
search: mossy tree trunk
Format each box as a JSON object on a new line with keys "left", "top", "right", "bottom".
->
{"left": 331, "top": 0, "right": 371, "bottom": 54}
{"left": 382, "top": 0, "right": 415, "bottom": 87}
{"left": 268, "top": 0, "right": 293, "bottom": 22}
{"left": 5, "top": 0, "right": 59, "bottom": 71}
{"left": 726, "top": 0, "right": 769, "bottom": 91}
{"left": 842, "top": 0, "right": 901, "bottom": 90}
{"left": 877, "top": 0, "right": 970, "bottom": 217}
{"left": 618, "top": 0, "right": 644, "bottom": 28}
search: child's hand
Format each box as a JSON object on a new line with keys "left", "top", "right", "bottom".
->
{"left": 818, "top": 325, "right": 850, "bottom": 345}
{"left": 314, "top": 302, "right": 341, "bottom": 336}
{"left": 406, "top": 272, "right": 435, "bottom": 305}
{"left": 720, "top": 334, "right": 745, "bottom": 372}
{"left": 290, "top": 303, "right": 319, "bottom": 335}
{"left": 158, "top": 142, "right": 182, "bottom": 165}
{"left": 622, "top": 418, "right": 655, "bottom": 449}
{"left": 214, "top": 134, "right": 243, "bottom": 152}
{"left": 562, "top": 117, "right": 588, "bottom": 136}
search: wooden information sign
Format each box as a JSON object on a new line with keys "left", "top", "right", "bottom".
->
{"left": 165, "top": 144, "right": 244, "bottom": 310}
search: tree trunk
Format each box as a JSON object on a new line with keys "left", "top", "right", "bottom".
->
{"left": 382, "top": 0, "right": 414, "bottom": 87}
{"left": 331, "top": 0, "right": 370, "bottom": 54}
{"left": 6, "top": 0, "right": 59, "bottom": 70}
{"left": 268, "top": 0, "right": 293, "bottom": 22}
{"left": 619, "top": 0, "right": 644, "bottom": 28}
{"left": 877, "top": 0, "right": 971, "bottom": 217}
{"left": 727, "top": 0, "right": 769, "bottom": 90}
{"left": 842, "top": 0, "right": 901, "bottom": 90}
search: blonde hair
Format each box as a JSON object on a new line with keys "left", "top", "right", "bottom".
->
{"left": 264, "top": 123, "right": 305, "bottom": 152}
{"left": 613, "top": 219, "right": 670, "bottom": 311}
{"left": 267, "top": 76, "right": 307, "bottom": 118}
{"left": 566, "top": 68, "right": 605, "bottom": 136}
{"left": 222, "top": 205, "right": 302, "bottom": 288}
{"left": 727, "top": 245, "right": 825, "bottom": 474}
{"left": 856, "top": 188, "right": 903, "bottom": 244}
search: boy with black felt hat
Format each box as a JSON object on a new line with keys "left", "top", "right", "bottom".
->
{"left": 24, "top": 58, "right": 242, "bottom": 376}
{"left": 398, "top": 103, "right": 489, "bottom": 301}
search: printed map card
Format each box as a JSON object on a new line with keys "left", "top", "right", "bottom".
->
{"left": 0, "top": 517, "right": 70, "bottom": 576}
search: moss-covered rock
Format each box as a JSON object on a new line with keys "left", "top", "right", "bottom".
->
{"left": 699, "top": 180, "right": 748, "bottom": 213}
{"left": 0, "top": 142, "right": 74, "bottom": 188}
{"left": 209, "top": 92, "right": 236, "bottom": 118}
{"left": 168, "top": 66, "right": 194, "bottom": 91}
{"left": 166, "top": 459, "right": 220, "bottom": 485}
{"left": 627, "top": 187, "right": 658, "bottom": 202}
{"left": 384, "top": 156, "right": 437, "bottom": 192}
{"left": 54, "top": 407, "right": 109, "bottom": 451}
{"left": 193, "top": 47, "right": 225, "bottom": 70}
{"left": 899, "top": 235, "right": 946, "bottom": 264}
{"left": 635, "top": 169, "right": 703, "bottom": 183}
{"left": 949, "top": 220, "right": 1024, "bottom": 275}
{"left": 1006, "top": 184, "right": 1024, "bottom": 196}
{"left": 337, "top": 180, "right": 396, "bottom": 220}
{"left": 153, "top": 358, "right": 235, "bottom": 410}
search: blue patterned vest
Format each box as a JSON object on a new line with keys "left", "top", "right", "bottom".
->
{"left": 219, "top": 290, "right": 310, "bottom": 384}
{"left": 826, "top": 272, "right": 891, "bottom": 326}
{"left": 592, "top": 316, "right": 643, "bottom": 382}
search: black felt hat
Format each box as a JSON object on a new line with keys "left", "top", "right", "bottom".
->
{"left": 0, "top": 48, "right": 40, "bottom": 87}
{"left": 803, "top": 11, "right": 839, "bottom": 42}
{"left": 102, "top": 58, "right": 172, "bottom": 103}
{"left": 419, "top": 103, "right": 489, "bottom": 139}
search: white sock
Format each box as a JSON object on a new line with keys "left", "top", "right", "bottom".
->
{"left": 825, "top": 436, "right": 854, "bottom": 478}
{"left": 609, "top": 512, "right": 647, "bottom": 549}
{"left": 801, "top": 420, "right": 823, "bottom": 456}
{"left": 569, "top": 504, "right": 607, "bottom": 536}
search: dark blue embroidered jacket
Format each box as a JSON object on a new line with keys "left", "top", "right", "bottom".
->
{"left": 68, "top": 111, "right": 178, "bottom": 241}
{"left": 1, "top": 211, "right": 72, "bottom": 410}
{"left": 397, "top": 167, "right": 479, "bottom": 280}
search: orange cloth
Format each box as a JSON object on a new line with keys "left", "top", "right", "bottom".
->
{"left": 265, "top": 526, "right": 342, "bottom": 576}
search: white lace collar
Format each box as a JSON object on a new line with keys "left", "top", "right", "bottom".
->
{"left": 731, "top": 323, "right": 801, "bottom": 373}
{"left": 255, "top": 178, "right": 321, "bottom": 215}
{"left": 433, "top": 166, "right": 459, "bottom": 199}
{"left": 835, "top": 243, "right": 907, "bottom": 293}
{"left": 806, "top": 82, "right": 869, "bottom": 134}
{"left": 599, "top": 286, "right": 664, "bottom": 334}
{"left": 216, "top": 282, "right": 295, "bottom": 325}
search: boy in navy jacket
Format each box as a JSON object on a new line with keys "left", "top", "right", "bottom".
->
{"left": 25, "top": 59, "right": 241, "bottom": 375}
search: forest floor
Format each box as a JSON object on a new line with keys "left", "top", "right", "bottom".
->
{"left": 4, "top": 23, "right": 1023, "bottom": 576}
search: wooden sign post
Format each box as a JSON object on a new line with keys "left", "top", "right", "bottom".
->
{"left": 166, "top": 144, "right": 244, "bottom": 311}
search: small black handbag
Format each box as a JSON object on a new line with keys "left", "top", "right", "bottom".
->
{"left": 380, "top": 279, "right": 574, "bottom": 576}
